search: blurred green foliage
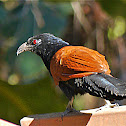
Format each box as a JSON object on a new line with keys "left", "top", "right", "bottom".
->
{"left": 0, "top": 0, "right": 126, "bottom": 124}
{"left": 0, "top": 77, "right": 67, "bottom": 124}
{"left": 99, "top": 0, "right": 126, "bottom": 17}
{"left": 108, "top": 16, "right": 126, "bottom": 40}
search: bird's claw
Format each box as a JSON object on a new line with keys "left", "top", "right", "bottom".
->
{"left": 95, "top": 102, "right": 119, "bottom": 112}
{"left": 61, "top": 108, "right": 80, "bottom": 121}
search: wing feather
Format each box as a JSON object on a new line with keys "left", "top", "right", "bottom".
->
{"left": 50, "top": 46, "right": 111, "bottom": 85}
{"left": 60, "top": 46, "right": 110, "bottom": 74}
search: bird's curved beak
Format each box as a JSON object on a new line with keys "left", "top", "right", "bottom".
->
{"left": 17, "top": 42, "right": 34, "bottom": 56}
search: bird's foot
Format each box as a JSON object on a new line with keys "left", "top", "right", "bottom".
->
{"left": 61, "top": 108, "right": 80, "bottom": 120}
{"left": 104, "top": 100, "right": 119, "bottom": 108}
{"left": 96, "top": 100, "right": 119, "bottom": 112}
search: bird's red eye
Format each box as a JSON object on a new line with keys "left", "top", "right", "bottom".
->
{"left": 33, "top": 40, "right": 37, "bottom": 45}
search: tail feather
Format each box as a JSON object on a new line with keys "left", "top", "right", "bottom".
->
{"left": 99, "top": 74, "right": 126, "bottom": 95}
{"left": 84, "top": 73, "right": 126, "bottom": 100}
{"left": 59, "top": 73, "right": 126, "bottom": 101}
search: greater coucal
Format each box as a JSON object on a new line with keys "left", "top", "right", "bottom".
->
{"left": 17, "top": 33, "right": 126, "bottom": 114}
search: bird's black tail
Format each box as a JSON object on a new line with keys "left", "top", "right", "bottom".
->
{"left": 80, "top": 73, "right": 126, "bottom": 100}
{"left": 59, "top": 73, "right": 126, "bottom": 101}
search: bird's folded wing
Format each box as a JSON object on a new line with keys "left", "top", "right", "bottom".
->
{"left": 60, "top": 46, "right": 111, "bottom": 75}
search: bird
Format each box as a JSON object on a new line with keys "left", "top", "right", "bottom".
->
{"left": 17, "top": 33, "right": 126, "bottom": 114}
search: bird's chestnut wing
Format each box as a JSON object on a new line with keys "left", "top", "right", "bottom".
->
{"left": 50, "top": 46, "right": 111, "bottom": 85}
{"left": 60, "top": 46, "right": 111, "bottom": 74}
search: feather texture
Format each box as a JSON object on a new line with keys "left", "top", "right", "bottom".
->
{"left": 59, "top": 73, "right": 126, "bottom": 101}
{"left": 50, "top": 46, "right": 111, "bottom": 85}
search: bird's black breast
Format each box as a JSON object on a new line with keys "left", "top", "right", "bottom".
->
{"left": 59, "top": 79, "right": 86, "bottom": 100}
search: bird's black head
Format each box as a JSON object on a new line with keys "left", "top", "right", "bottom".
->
{"left": 17, "top": 33, "right": 69, "bottom": 71}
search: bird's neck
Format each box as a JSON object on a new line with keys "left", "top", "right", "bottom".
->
{"left": 36, "top": 40, "right": 69, "bottom": 71}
